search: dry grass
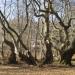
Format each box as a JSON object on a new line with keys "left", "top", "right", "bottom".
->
{"left": 0, "top": 64, "right": 75, "bottom": 75}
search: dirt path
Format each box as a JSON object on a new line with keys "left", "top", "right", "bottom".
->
{"left": 0, "top": 65, "right": 75, "bottom": 75}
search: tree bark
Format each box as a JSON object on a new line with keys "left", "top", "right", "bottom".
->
{"left": 43, "top": 11, "right": 53, "bottom": 64}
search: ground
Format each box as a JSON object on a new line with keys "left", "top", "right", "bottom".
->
{"left": 0, "top": 64, "right": 75, "bottom": 75}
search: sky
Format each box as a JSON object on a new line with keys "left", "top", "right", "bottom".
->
{"left": 0, "top": 0, "right": 75, "bottom": 10}
{"left": 0, "top": 0, "right": 75, "bottom": 20}
{"left": 0, "top": 0, "right": 17, "bottom": 20}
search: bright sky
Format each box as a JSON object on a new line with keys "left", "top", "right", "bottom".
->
{"left": 0, "top": 0, "right": 75, "bottom": 20}
{"left": 0, "top": 0, "right": 17, "bottom": 20}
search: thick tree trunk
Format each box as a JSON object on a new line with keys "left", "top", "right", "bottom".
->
{"left": 43, "top": 39, "right": 53, "bottom": 64}
{"left": 43, "top": 12, "right": 53, "bottom": 64}
{"left": 60, "top": 39, "right": 75, "bottom": 66}
{"left": 4, "top": 39, "right": 17, "bottom": 64}
{"left": 19, "top": 51, "right": 37, "bottom": 65}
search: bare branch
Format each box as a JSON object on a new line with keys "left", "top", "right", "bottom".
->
{"left": 34, "top": 12, "right": 46, "bottom": 18}
{"left": 0, "top": 10, "right": 28, "bottom": 50}
{"left": 39, "top": 9, "right": 48, "bottom": 13}
{"left": 27, "top": 0, "right": 32, "bottom": 7}
{"left": 67, "top": 18, "right": 75, "bottom": 28}
{"left": 33, "top": 0, "right": 41, "bottom": 9}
